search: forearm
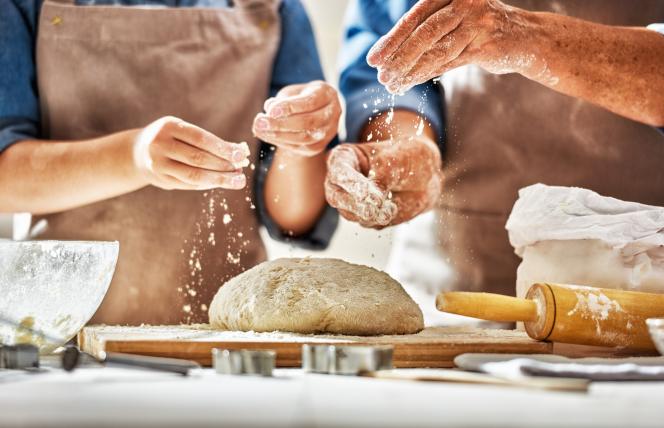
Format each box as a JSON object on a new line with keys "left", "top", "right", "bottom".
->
{"left": 0, "top": 130, "right": 144, "bottom": 214}
{"left": 361, "top": 109, "right": 437, "bottom": 144}
{"left": 264, "top": 148, "right": 327, "bottom": 236}
{"left": 360, "top": 110, "right": 441, "bottom": 192}
{"left": 513, "top": 9, "right": 664, "bottom": 126}
{"left": 369, "top": 0, "right": 664, "bottom": 126}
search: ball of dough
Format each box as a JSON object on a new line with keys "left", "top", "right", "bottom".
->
{"left": 208, "top": 258, "right": 424, "bottom": 335}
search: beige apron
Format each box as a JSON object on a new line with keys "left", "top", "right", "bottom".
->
{"left": 438, "top": 0, "right": 664, "bottom": 296}
{"left": 34, "top": 0, "right": 281, "bottom": 324}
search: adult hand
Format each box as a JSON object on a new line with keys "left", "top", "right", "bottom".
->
{"left": 367, "top": 0, "right": 540, "bottom": 94}
{"left": 252, "top": 81, "right": 342, "bottom": 157}
{"left": 133, "top": 116, "right": 250, "bottom": 191}
{"left": 325, "top": 137, "right": 443, "bottom": 229}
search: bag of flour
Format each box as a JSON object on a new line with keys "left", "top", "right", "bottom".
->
{"left": 506, "top": 184, "right": 664, "bottom": 298}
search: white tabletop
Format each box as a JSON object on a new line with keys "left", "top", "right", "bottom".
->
{"left": 1, "top": 366, "right": 663, "bottom": 428}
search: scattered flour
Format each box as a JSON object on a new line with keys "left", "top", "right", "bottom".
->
{"left": 415, "top": 118, "right": 425, "bottom": 136}
{"left": 567, "top": 289, "right": 624, "bottom": 336}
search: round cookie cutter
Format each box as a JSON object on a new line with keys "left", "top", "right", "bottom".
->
{"left": 302, "top": 344, "right": 394, "bottom": 375}
{"left": 0, "top": 344, "right": 40, "bottom": 370}
{"left": 212, "top": 349, "right": 276, "bottom": 377}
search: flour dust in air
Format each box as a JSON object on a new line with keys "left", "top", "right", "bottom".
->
{"left": 179, "top": 185, "right": 257, "bottom": 323}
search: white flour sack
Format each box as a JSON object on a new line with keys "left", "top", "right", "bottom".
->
{"left": 506, "top": 184, "right": 664, "bottom": 298}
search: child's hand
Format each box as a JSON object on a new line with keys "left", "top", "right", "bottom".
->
{"left": 133, "top": 116, "right": 249, "bottom": 190}
{"left": 252, "top": 81, "right": 341, "bottom": 157}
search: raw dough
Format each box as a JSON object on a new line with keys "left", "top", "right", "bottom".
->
{"left": 208, "top": 258, "right": 424, "bottom": 335}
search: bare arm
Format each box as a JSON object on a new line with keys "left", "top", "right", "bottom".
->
{"left": 367, "top": 0, "right": 664, "bottom": 126}
{"left": 511, "top": 10, "right": 664, "bottom": 126}
{"left": 264, "top": 150, "right": 327, "bottom": 235}
{"left": 361, "top": 109, "right": 437, "bottom": 144}
{"left": 0, "top": 131, "right": 141, "bottom": 214}
{"left": 254, "top": 81, "right": 341, "bottom": 236}
{"left": 0, "top": 117, "right": 249, "bottom": 214}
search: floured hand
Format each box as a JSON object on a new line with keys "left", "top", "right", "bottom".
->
{"left": 325, "top": 137, "right": 443, "bottom": 229}
{"left": 253, "top": 81, "right": 341, "bottom": 157}
{"left": 133, "top": 116, "right": 250, "bottom": 191}
{"left": 367, "top": 0, "right": 543, "bottom": 94}
{"left": 324, "top": 145, "right": 397, "bottom": 227}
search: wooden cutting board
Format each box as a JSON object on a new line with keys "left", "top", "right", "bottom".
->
{"left": 79, "top": 325, "right": 552, "bottom": 368}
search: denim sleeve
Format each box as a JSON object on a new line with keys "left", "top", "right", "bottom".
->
{"left": 254, "top": 0, "right": 339, "bottom": 250}
{"left": 339, "top": 0, "right": 444, "bottom": 147}
{"left": 0, "top": 0, "right": 42, "bottom": 153}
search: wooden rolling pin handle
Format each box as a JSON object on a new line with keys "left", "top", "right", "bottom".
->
{"left": 436, "top": 292, "right": 539, "bottom": 323}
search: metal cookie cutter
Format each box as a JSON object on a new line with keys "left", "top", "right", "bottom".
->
{"left": 302, "top": 345, "right": 393, "bottom": 375}
{"left": 0, "top": 344, "right": 40, "bottom": 370}
{"left": 212, "top": 349, "right": 276, "bottom": 377}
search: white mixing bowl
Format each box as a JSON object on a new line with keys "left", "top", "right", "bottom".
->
{"left": 0, "top": 240, "right": 119, "bottom": 353}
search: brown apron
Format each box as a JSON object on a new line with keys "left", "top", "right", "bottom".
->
{"left": 437, "top": 0, "right": 664, "bottom": 297}
{"left": 33, "top": 0, "right": 281, "bottom": 324}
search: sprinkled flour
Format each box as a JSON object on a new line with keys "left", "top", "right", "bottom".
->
{"left": 567, "top": 289, "right": 624, "bottom": 335}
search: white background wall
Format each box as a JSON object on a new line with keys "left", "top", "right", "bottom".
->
{"left": 0, "top": 1, "right": 394, "bottom": 269}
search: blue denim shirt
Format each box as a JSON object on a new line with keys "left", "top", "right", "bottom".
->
{"left": 340, "top": 0, "right": 664, "bottom": 145}
{"left": 340, "top": 0, "right": 445, "bottom": 146}
{"left": 0, "top": 0, "right": 338, "bottom": 249}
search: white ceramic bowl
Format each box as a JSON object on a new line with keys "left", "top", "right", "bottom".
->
{"left": 646, "top": 318, "right": 664, "bottom": 356}
{"left": 0, "top": 240, "right": 118, "bottom": 353}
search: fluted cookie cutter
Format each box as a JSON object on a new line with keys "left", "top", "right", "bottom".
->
{"left": 212, "top": 349, "right": 276, "bottom": 377}
{"left": 302, "top": 344, "right": 394, "bottom": 375}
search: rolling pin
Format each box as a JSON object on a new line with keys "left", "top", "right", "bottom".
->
{"left": 436, "top": 283, "right": 664, "bottom": 351}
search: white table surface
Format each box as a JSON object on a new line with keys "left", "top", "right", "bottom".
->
{"left": 1, "top": 366, "right": 663, "bottom": 428}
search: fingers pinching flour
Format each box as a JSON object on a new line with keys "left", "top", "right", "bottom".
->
{"left": 253, "top": 81, "right": 342, "bottom": 157}
{"left": 133, "top": 116, "right": 250, "bottom": 191}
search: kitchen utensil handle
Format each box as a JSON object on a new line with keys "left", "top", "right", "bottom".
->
{"left": 436, "top": 292, "right": 538, "bottom": 322}
{"left": 103, "top": 352, "right": 201, "bottom": 375}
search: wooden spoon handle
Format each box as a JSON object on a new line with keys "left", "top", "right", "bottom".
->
{"left": 436, "top": 292, "right": 539, "bottom": 322}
